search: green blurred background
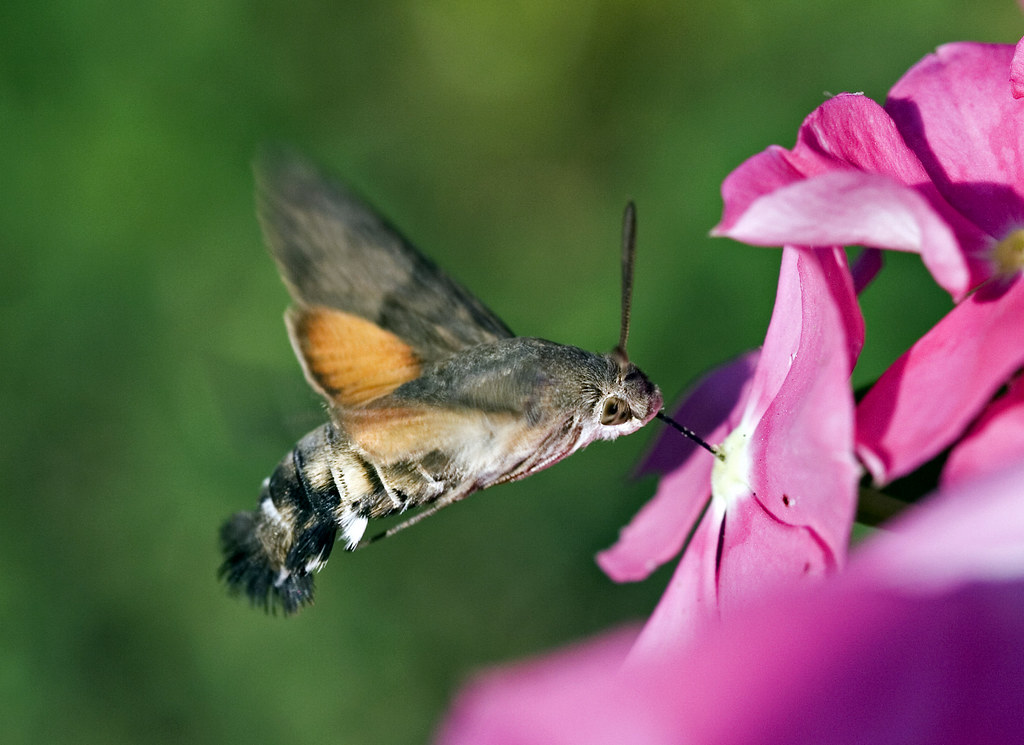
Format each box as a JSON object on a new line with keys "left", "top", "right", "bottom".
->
{"left": 1, "top": 1, "right": 1017, "bottom": 742}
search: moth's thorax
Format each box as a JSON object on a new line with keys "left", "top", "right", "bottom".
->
{"left": 389, "top": 336, "right": 662, "bottom": 450}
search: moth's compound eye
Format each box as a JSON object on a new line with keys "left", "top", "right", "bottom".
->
{"left": 600, "top": 396, "right": 632, "bottom": 426}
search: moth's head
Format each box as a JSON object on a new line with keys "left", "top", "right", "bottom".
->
{"left": 588, "top": 351, "right": 663, "bottom": 441}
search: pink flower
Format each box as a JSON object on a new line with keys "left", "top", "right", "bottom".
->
{"left": 715, "top": 41, "right": 1024, "bottom": 485}
{"left": 597, "top": 245, "right": 862, "bottom": 656}
{"left": 435, "top": 462, "right": 1024, "bottom": 745}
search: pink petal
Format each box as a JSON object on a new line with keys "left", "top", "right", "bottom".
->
{"left": 596, "top": 441, "right": 717, "bottom": 583}
{"left": 857, "top": 276, "right": 1024, "bottom": 485}
{"left": 715, "top": 496, "right": 832, "bottom": 615}
{"left": 1013, "top": 36, "right": 1024, "bottom": 100}
{"left": 746, "top": 247, "right": 862, "bottom": 558}
{"left": 624, "top": 507, "right": 723, "bottom": 661}
{"left": 941, "top": 376, "right": 1024, "bottom": 489}
{"left": 717, "top": 171, "right": 969, "bottom": 297}
{"left": 790, "top": 93, "right": 932, "bottom": 182}
{"left": 717, "top": 92, "right": 990, "bottom": 297}
{"left": 716, "top": 94, "right": 933, "bottom": 233}
{"left": 597, "top": 354, "right": 759, "bottom": 583}
{"left": 887, "top": 42, "right": 1024, "bottom": 239}
{"left": 717, "top": 145, "right": 807, "bottom": 235}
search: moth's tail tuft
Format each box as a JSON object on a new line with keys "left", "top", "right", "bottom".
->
{"left": 219, "top": 483, "right": 339, "bottom": 618}
{"left": 220, "top": 430, "right": 345, "bottom": 614}
{"left": 218, "top": 509, "right": 311, "bottom": 614}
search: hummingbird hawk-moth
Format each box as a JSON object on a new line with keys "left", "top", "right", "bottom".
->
{"left": 219, "top": 152, "right": 670, "bottom": 613}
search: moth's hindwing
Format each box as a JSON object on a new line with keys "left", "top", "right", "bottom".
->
{"left": 286, "top": 305, "right": 421, "bottom": 406}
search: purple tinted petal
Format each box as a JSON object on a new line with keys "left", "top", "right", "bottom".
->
{"left": 851, "top": 248, "right": 884, "bottom": 295}
{"left": 746, "top": 247, "right": 861, "bottom": 558}
{"left": 887, "top": 42, "right": 1024, "bottom": 239}
{"left": 857, "top": 276, "right": 1024, "bottom": 485}
{"left": 856, "top": 461, "right": 1024, "bottom": 589}
{"left": 439, "top": 582, "right": 1024, "bottom": 745}
{"left": 942, "top": 376, "right": 1024, "bottom": 489}
{"left": 704, "top": 579, "right": 1024, "bottom": 745}
{"left": 717, "top": 171, "right": 970, "bottom": 297}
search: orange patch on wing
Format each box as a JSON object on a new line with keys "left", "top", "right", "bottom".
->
{"left": 289, "top": 306, "right": 421, "bottom": 406}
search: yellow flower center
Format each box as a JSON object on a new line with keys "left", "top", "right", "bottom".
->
{"left": 992, "top": 228, "right": 1024, "bottom": 276}
{"left": 711, "top": 425, "right": 753, "bottom": 509}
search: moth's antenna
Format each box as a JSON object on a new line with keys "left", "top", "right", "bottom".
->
{"left": 611, "top": 202, "right": 719, "bottom": 461}
{"left": 614, "top": 201, "right": 637, "bottom": 365}
{"left": 656, "top": 411, "right": 723, "bottom": 459}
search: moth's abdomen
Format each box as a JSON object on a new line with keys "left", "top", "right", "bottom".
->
{"left": 219, "top": 424, "right": 383, "bottom": 613}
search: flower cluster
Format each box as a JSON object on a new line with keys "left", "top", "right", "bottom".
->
{"left": 434, "top": 35, "right": 1024, "bottom": 744}
{"left": 598, "top": 38, "right": 1024, "bottom": 659}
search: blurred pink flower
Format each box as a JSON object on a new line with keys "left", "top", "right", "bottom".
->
{"left": 1014, "top": 36, "right": 1024, "bottom": 98}
{"left": 715, "top": 41, "right": 1024, "bottom": 485}
{"left": 435, "top": 461, "right": 1024, "bottom": 745}
{"left": 597, "top": 245, "right": 862, "bottom": 657}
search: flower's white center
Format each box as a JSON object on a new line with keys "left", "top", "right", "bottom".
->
{"left": 992, "top": 228, "right": 1024, "bottom": 276}
{"left": 711, "top": 425, "right": 753, "bottom": 509}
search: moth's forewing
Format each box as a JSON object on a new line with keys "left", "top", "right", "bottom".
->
{"left": 255, "top": 152, "right": 513, "bottom": 367}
